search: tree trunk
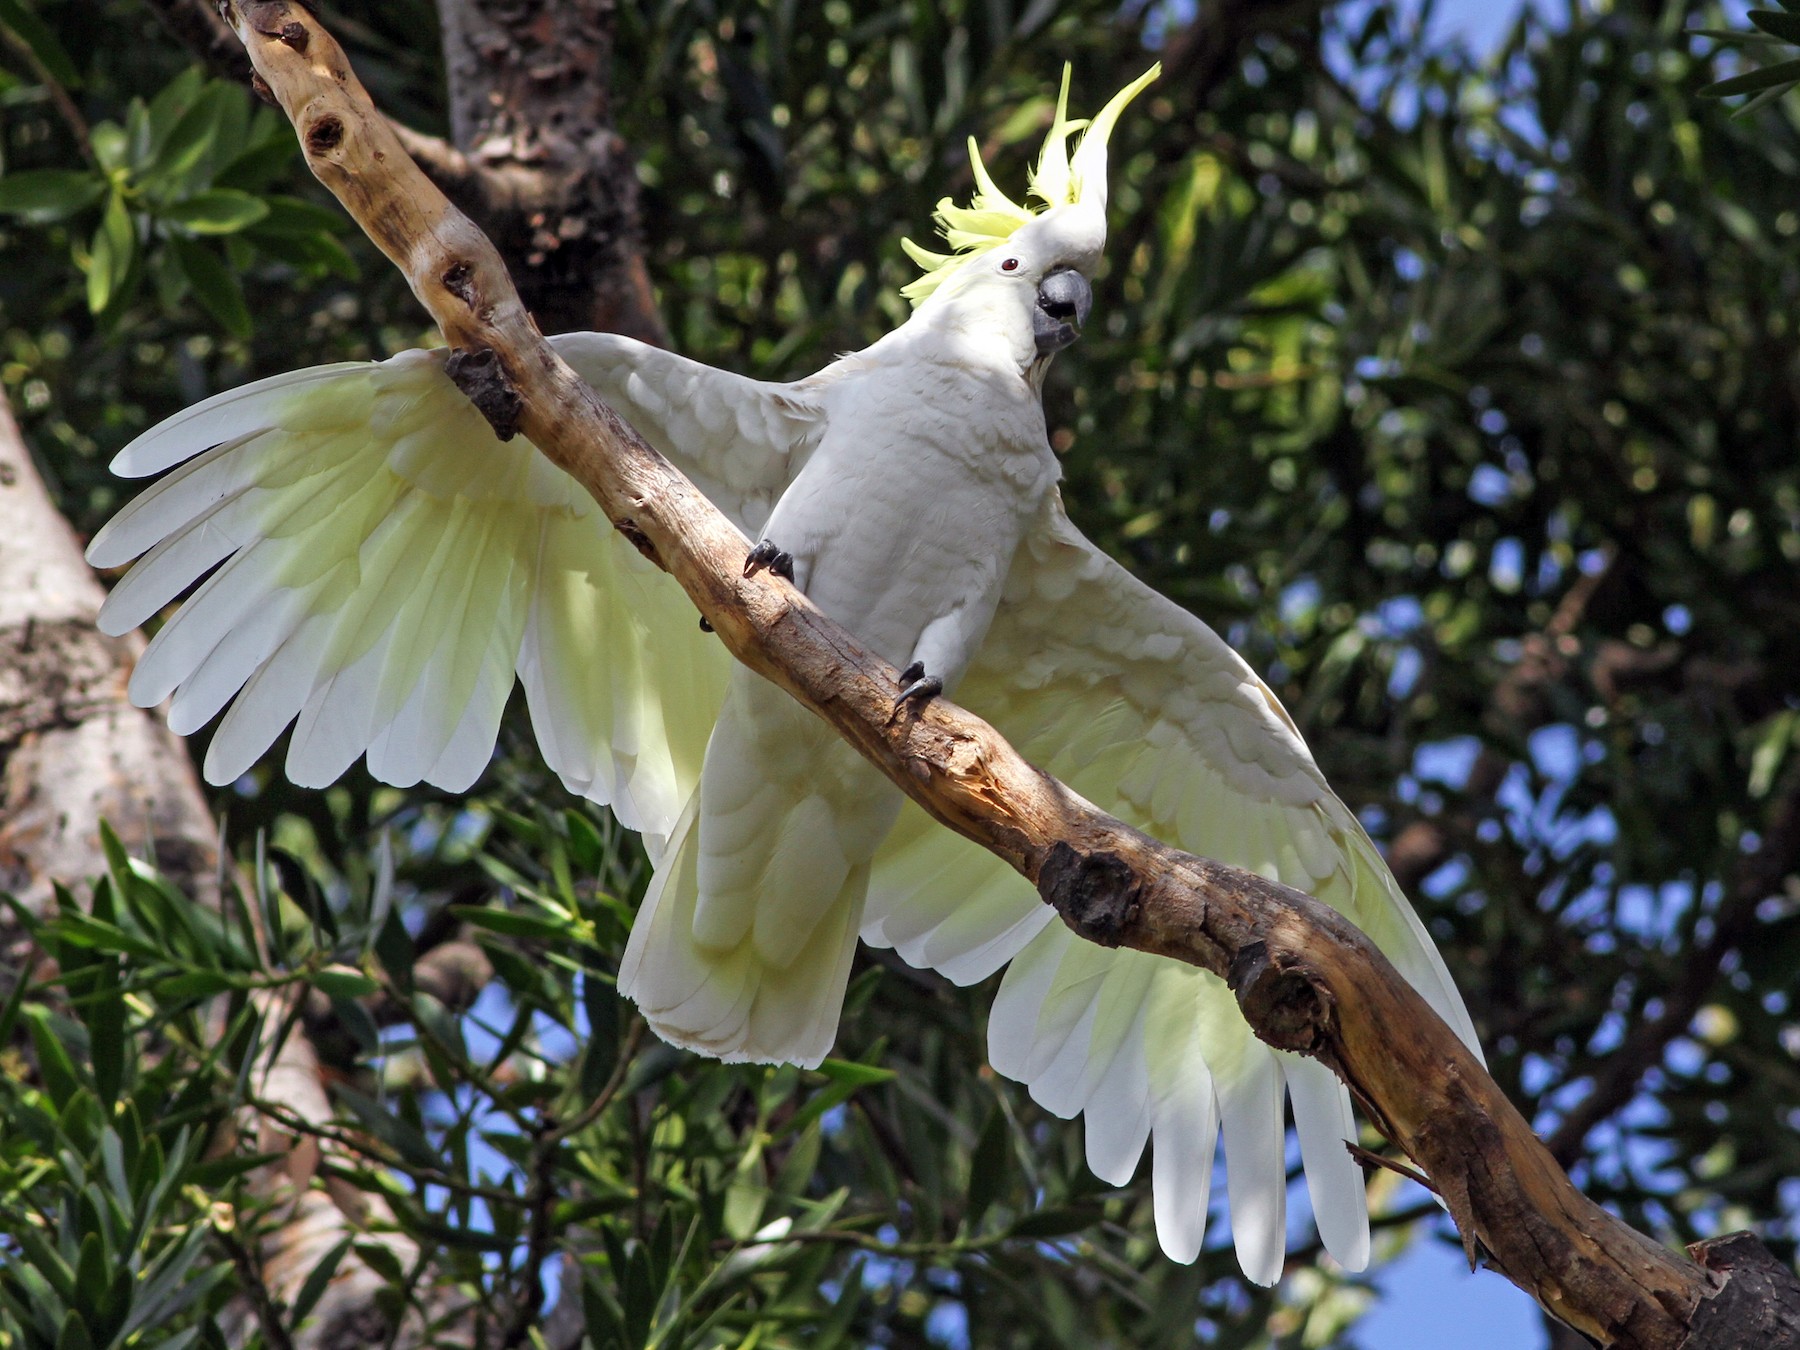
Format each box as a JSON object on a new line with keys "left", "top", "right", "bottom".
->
{"left": 0, "top": 396, "right": 219, "bottom": 932}
{"left": 427, "top": 0, "right": 663, "bottom": 340}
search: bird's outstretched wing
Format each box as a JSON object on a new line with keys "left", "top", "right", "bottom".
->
{"left": 87, "top": 335, "right": 819, "bottom": 842}
{"left": 863, "top": 489, "right": 1481, "bottom": 1282}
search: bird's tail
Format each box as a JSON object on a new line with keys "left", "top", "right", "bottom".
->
{"left": 618, "top": 791, "right": 866, "bottom": 1068}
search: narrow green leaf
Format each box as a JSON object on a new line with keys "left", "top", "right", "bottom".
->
{"left": 54, "top": 1308, "right": 94, "bottom": 1350}
{"left": 0, "top": 169, "right": 104, "bottom": 223}
{"left": 565, "top": 809, "right": 608, "bottom": 875}
{"left": 85, "top": 956, "right": 123, "bottom": 1109}
{"left": 151, "top": 969, "right": 244, "bottom": 1002}
{"left": 1688, "top": 27, "right": 1784, "bottom": 42}
{"left": 289, "top": 1237, "right": 352, "bottom": 1324}
{"left": 964, "top": 1107, "right": 1011, "bottom": 1231}
{"left": 170, "top": 237, "right": 250, "bottom": 337}
{"left": 1749, "top": 8, "right": 1800, "bottom": 42}
{"left": 26, "top": 1006, "right": 83, "bottom": 1110}
{"left": 46, "top": 911, "right": 164, "bottom": 963}
{"left": 0, "top": 0, "right": 80, "bottom": 86}
{"left": 185, "top": 1150, "right": 287, "bottom": 1189}
{"left": 815, "top": 1058, "right": 895, "bottom": 1089}
{"left": 333, "top": 1083, "right": 444, "bottom": 1171}
{"left": 85, "top": 193, "right": 135, "bottom": 314}
{"left": 1699, "top": 56, "right": 1800, "bottom": 97}
{"left": 449, "top": 904, "right": 573, "bottom": 942}
{"left": 1008, "top": 1204, "right": 1104, "bottom": 1239}
{"left": 161, "top": 187, "right": 268, "bottom": 235}
{"left": 73, "top": 1234, "right": 106, "bottom": 1312}
{"left": 144, "top": 79, "right": 231, "bottom": 187}
{"left": 311, "top": 965, "right": 379, "bottom": 1000}
{"left": 0, "top": 937, "right": 29, "bottom": 1044}
{"left": 581, "top": 1273, "right": 626, "bottom": 1349}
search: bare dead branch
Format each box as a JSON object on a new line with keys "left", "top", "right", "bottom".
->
{"left": 211, "top": 4, "right": 1797, "bottom": 1345}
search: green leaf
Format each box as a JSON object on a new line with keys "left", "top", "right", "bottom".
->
{"left": 581, "top": 1272, "right": 626, "bottom": 1349}
{"left": 185, "top": 1150, "right": 287, "bottom": 1189}
{"left": 333, "top": 1083, "right": 443, "bottom": 1172}
{"left": 72, "top": 1234, "right": 105, "bottom": 1312}
{"left": 83, "top": 955, "right": 124, "bottom": 1109}
{"left": 0, "top": 0, "right": 80, "bottom": 87}
{"left": 565, "top": 809, "right": 608, "bottom": 875}
{"left": 1688, "top": 27, "right": 1784, "bottom": 42}
{"left": 1008, "top": 1204, "right": 1105, "bottom": 1240}
{"left": 1749, "top": 710, "right": 1796, "bottom": 797}
{"left": 0, "top": 169, "right": 104, "bottom": 223}
{"left": 774, "top": 1054, "right": 894, "bottom": 1141}
{"left": 1749, "top": 9, "right": 1800, "bottom": 42}
{"left": 144, "top": 82, "right": 234, "bottom": 188}
{"left": 450, "top": 903, "right": 574, "bottom": 943}
{"left": 289, "top": 1236, "right": 352, "bottom": 1324}
{"left": 144, "top": 66, "right": 204, "bottom": 140}
{"left": 0, "top": 940, "right": 29, "bottom": 1045}
{"left": 815, "top": 1058, "right": 895, "bottom": 1089}
{"left": 53, "top": 1309, "right": 93, "bottom": 1350}
{"left": 244, "top": 194, "right": 343, "bottom": 237}
{"left": 160, "top": 188, "right": 269, "bottom": 235}
{"left": 26, "top": 1006, "right": 83, "bottom": 1110}
{"left": 170, "top": 237, "right": 250, "bottom": 337}
{"left": 85, "top": 192, "right": 134, "bottom": 314}
{"left": 1699, "top": 56, "right": 1800, "bottom": 98}
{"left": 311, "top": 965, "right": 379, "bottom": 1000}
{"left": 151, "top": 969, "right": 244, "bottom": 1002}
{"left": 964, "top": 1106, "right": 1011, "bottom": 1231}
{"left": 48, "top": 910, "right": 165, "bottom": 964}
{"left": 213, "top": 136, "right": 296, "bottom": 193}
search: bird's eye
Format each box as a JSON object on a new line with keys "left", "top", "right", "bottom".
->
{"left": 1000, "top": 257, "right": 1020, "bottom": 272}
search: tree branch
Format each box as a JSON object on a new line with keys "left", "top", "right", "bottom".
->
{"left": 212, "top": 4, "right": 1796, "bottom": 1346}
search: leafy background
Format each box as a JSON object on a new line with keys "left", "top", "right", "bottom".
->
{"left": 3, "top": 0, "right": 1799, "bottom": 1347}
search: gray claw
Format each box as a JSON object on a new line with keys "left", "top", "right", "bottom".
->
{"left": 744, "top": 539, "right": 795, "bottom": 582}
{"left": 893, "top": 662, "right": 942, "bottom": 712}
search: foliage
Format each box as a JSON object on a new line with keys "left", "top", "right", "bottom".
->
{"left": 1695, "top": 3, "right": 1800, "bottom": 112}
{"left": 4, "top": 0, "right": 1800, "bottom": 1346}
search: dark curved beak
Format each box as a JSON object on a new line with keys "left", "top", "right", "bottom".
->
{"left": 1033, "top": 267, "right": 1092, "bottom": 356}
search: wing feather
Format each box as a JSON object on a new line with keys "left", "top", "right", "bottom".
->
{"left": 88, "top": 337, "right": 800, "bottom": 834}
{"left": 870, "top": 490, "right": 1481, "bottom": 1275}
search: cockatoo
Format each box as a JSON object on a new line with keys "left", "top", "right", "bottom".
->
{"left": 85, "top": 66, "right": 1483, "bottom": 1283}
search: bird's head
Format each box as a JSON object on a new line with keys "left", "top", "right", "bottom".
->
{"left": 901, "top": 64, "right": 1159, "bottom": 375}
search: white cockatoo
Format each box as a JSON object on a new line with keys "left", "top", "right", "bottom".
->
{"left": 85, "top": 66, "right": 1483, "bottom": 1283}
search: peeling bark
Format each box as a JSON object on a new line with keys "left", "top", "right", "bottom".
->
{"left": 217, "top": 4, "right": 1800, "bottom": 1344}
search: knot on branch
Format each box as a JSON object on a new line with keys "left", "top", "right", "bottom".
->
{"left": 614, "top": 517, "right": 660, "bottom": 565}
{"left": 1683, "top": 1232, "right": 1800, "bottom": 1347}
{"left": 444, "top": 347, "right": 523, "bottom": 441}
{"left": 1038, "top": 842, "right": 1142, "bottom": 947}
{"left": 1229, "top": 939, "right": 1335, "bottom": 1055}
{"left": 304, "top": 114, "right": 343, "bottom": 155}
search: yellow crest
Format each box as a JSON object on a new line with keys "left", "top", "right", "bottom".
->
{"left": 900, "top": 64, "right": 1160, "bottom": 305}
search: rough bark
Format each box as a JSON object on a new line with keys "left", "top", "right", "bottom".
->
{"left": 431, "top": 0, "right": 662, "bottom": 340}
{"left": 0, "top": 396, "right": 219, "bottom": 926}
{"left": 217, "top": 4, "right": 1800, "bottom": 1345}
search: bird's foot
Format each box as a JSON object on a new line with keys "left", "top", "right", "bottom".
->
{"left": 743, "top": 539, "right": 795, "bottom": 582}
{"left": 892, "top": 660, "right": 943, "bottom": 712}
